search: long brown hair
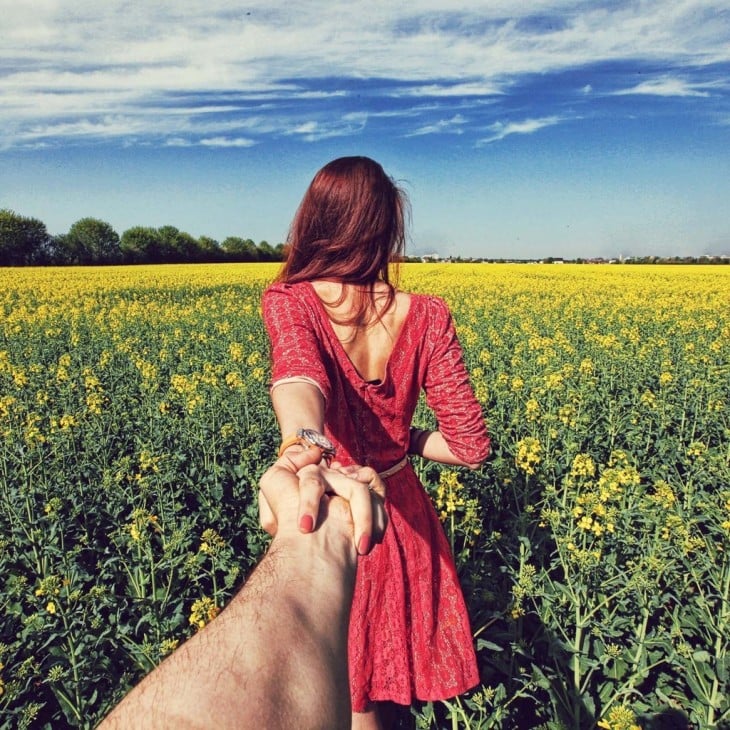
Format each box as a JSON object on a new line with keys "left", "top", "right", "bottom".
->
{"left": 277, "top": 156, "right": 408, "bottom": 327}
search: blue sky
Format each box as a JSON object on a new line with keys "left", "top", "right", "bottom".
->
{"left": 1, "top": 1, "right": 729, "bottom": 260}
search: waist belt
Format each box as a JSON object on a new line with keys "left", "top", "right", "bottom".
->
{"left": 378, "top": 456, "right": 408, "bottom": 479}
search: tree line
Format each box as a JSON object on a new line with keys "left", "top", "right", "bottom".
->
{"left": 0, "top": 209, "right": 285, "bottom": 266}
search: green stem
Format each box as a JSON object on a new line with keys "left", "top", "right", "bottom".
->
{"left": 450, "top": 509, "right": 455, "bottom": 556}
{"left": 573, "top": 603, "right": 583, "bottom": 729}
{"left": 58, "top": 604, "right": 83, "bottom": 720}
{"left": 149, "top": 546, "right": 157, "bottom": 602}
{"left": 707, "top": 560, "right": 730, "bottom": 726}
{"left": 627, "top": 603, "right": 650, "bottom": 692}
{"left": 53, "top": 686, "right": 82, "bottom": 723}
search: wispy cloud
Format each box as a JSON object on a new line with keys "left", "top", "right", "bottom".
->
{"left": 613, "top": 76, "right": 719, "bottom": 97}
{"left": 407, "top": 114, "right": 468, "bottom": 136}
{"left": 397, "top": 82, "right": 503, "bottom": 97}
{"left": 477, "top": 116, "right": 562, "bottom": 145}
{"left": 15, "top": 116, "right": 151, "bottom": 142}
{"left": 1, "top": 1, "right": 729, "bottom": 149}
{"left": 199, "top": 136, "right": 257, "bottom": 147}
{"left": 285, "top": 113, "right": 369, "bottom": 142}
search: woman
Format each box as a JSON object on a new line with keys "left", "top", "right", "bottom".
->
{"left": 262, "top": 156, "right": 490, "bottom": 729}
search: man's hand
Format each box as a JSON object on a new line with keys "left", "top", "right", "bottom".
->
{"left": 259, "top": 448, "right": 387, "bottom": 556}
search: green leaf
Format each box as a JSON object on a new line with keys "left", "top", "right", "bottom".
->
{"left": 477, "top": 639, "right": 504, "bottom": 652}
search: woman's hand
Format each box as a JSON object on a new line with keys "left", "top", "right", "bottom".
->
{"left": 259, "top": 447, "right": 387, "bottom": 555}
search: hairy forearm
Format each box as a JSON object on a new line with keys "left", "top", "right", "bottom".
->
{"left": 101, "top": 525, "right": 357, "bottom": 729}
{"left": 222, "top": 533, "right": 356, "bottom": 727}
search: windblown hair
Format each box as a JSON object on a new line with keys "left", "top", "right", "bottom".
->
{"left": 277, "top": 156, "right": 408, "bottom": 327}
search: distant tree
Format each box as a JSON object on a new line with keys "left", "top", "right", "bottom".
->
{"left": 52, "top": 232, "right": 80, "bottom": 265}
{"left": 257, "top": 240, "right": 277, "bottom": 262}
{"left": 157, "top": 226, "right": 181, "bottom": 262}
{"left": 174, "top": 231, "right": 201, "bottom": 262}
{"left": 49, "top": 233, "right": 72, "bottom": 264}
{"left": 157, "top": 225, "right": 202, "bottom": 263}
{"left": 222, "top": 236, "right": 259, "bottom": 262}
{"left": 197, "top": 236, "right": 222, "bottom": 262}
{"left": 0, "top": 209, "right": 52, "bottom": 266}
{"left": 120, "top": 226, "right": 164, "bottom": 263}
{"left": 63, "top": 217, "right": 121, "bottom": 264}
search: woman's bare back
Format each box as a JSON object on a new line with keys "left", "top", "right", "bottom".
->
{"left": 310, "top": 280, "right": 411, "bottom": 384}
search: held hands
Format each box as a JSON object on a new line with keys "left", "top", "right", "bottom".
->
{"left": 259, "top": 445, "right": 387, "bottom": 556}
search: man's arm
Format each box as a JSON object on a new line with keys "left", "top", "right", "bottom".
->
{"left": 101, "top": 454, "right": 385, "bottom": 729}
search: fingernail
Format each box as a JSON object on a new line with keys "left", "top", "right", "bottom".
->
{"left": 299, "top": 514, "right": 314, "bottom": 533}
{"left": 358, "top": 534, "right": 371, "bottom": 555}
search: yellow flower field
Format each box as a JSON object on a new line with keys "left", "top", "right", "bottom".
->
{"left": 0, "top": 263, "right": 728, "bottom": 728}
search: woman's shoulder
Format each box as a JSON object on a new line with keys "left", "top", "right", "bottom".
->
{"left": 261, "top": 282, "right": 317, "bottom": 326}
{"left": 264, "top": 280, "right": 310, "bottom": 295}
{"left": 406, "top": 291, "right": 452, "bottom": 321}
{"left": 262, "top": 281, "right": 312, "bottom": 304}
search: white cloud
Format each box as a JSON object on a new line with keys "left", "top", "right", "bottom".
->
{"left": 164, "top": 137, "right": 193, "bottom": 147}
{"left": 15, "top": 116, "right": 150, "bottom": 141}
{"left": 613, "top": 76, "right": 717, "bottom": 97}
{"left": 397, "top": 82, "right": 504, "bottom": 97}
{"left": 199, "top": 136, "right": 257, "bottom": 147}
{"left": 407, "top": 114, "right": 468, "bottom": 136}
{"left": 477, "top": 116, "right": 561, "bottom": 144}
{"left": 285, "top": 113, "right": 369, "bottom": 142}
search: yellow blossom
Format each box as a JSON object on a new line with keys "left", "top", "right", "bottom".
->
{"left": 59, "top": 414, "right": 77, "bottom": 430}
{"left": 579, "top": 358, "right": 594, "bottom": 375}
{"left": 686, "top": 441, "right": 707, "bottom": 458}
{"left": 515, "top": 437, "right": 542, "bottom": 475}
{"left": 570, "top": 453, "right": 596, "bottom": 479}
{"left": 597, "top": 705, "right": 641, "bottom": 730}
{"left": 160, "top": 638, "right": 180, "bottom": 656}
{"left": 189, "top": 596, "right": 220, "bottom": 630}
{"left": 228, "top": 342, "right": 244, "bottom": 362}
{"left": 225, "top": 371, "right": 243, "bottom": 389}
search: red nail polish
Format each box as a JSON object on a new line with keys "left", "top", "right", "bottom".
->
{"left": 358, "top": 535, "right": 371, "bottom": 555}
{"left": 299, "top": 514, "right": 314, "bottom": 533}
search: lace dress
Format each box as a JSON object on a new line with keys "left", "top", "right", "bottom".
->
{"left": 262, "top": 281, "right": 490, "bottom": 711}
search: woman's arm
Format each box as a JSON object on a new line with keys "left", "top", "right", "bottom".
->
{"left": 269, "top": 380, "right": 330, "bottom": 534}
{"left": 262, "top": 285, "right": 339, "bottom": 536}
{"left": 419, "top": 298, "right": 491, "bottom": 469}
{"left": 271, "top": 380, "right": 325, "bottom": 436}
{"left": 408, "top": 427, "right": 487, "bottom": 470}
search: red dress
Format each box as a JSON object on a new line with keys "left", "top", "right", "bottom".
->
{"left": 262, "top": 282, "right": 490, "bottom": 711}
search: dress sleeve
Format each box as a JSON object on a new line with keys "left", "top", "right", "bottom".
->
{"left": 261, "top": 284, "right": 331, "bottom": 404}
{"left": 422, "top": 297, "right": 490, "bottom": 464}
